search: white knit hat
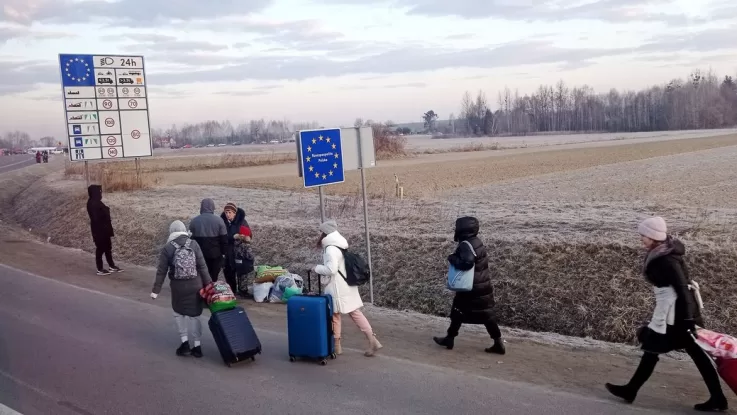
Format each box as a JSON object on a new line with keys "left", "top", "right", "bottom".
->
{"left": 638, "top": 216, "right": 667, "bottom": 241}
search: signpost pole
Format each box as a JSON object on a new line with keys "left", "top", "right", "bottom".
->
{"left": 318, "top": 186, "right": 326, "bottom": 223}
{"left": 356, "top": 127, "right": 374, "bottom": 304}
{"left": 84, "top": 161, "right": 89, "bottom": 187}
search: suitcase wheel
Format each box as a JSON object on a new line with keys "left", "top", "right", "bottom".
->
{"left": 319, "top": 359, "right": 327, "bottom": 366}
{"left": 330, "top": 353, "right": 337, "bottom": 359}
{"left": 289, "top": 355, "right": 296, "bottom": 362}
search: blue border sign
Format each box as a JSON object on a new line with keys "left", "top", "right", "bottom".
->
{"left": 299, "top": 128, "right": 345, "bottom": 188}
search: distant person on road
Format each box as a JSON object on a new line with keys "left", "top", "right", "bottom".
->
{"left": 605, "top": 216, "right": 727, "bottom": 412}
{"left": 35, "top": 151, "right": 41, "bottom": 163}
{"left": 189, "top": 198, "right": 227, "bottom": 282}
{"left": 150, "top": 220, "right": 212, "bottom": 358}
{"left": 433, "top": 216, "right": 506, "bottom": 355}
{"left": 42, "top": 151, "right": 48, "bottom": 163}
{"left": 312, "top": 220, "right": 383, "bottom": 357}
{"left": 220, "top": 202, "right": 253, "bottom": 297}
{"left": 86, "top": 185, "right": 122, "bottom": 275}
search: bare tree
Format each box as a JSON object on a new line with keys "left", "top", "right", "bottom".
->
{"left": 457, "top": 68, "right": 737, "bottom": 137}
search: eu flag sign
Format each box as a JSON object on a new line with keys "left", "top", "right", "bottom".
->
{"left": 300, "top": 128, "right": 345, "bottom": 188}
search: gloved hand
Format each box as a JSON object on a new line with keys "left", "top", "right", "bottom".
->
{"left": 150, "top": 292, "right": 158, "bottom": 299}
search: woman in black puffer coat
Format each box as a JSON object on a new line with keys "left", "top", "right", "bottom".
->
{"left": 605, "top": 216, "right": 727, "bottom": 412}
{"left": 433, "top": 216, "right": 505, "bottom": 355}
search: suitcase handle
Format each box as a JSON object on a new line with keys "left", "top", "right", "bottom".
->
{"left": 307, "top": 270, "right": 323, "bottom": 295}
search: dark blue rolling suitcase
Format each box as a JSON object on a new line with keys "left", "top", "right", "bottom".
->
{"left": 208, "top": 306, "right": 261, "bottom": 367}
{"left": 287, "top": 271, "right": 336, "bottom": 365}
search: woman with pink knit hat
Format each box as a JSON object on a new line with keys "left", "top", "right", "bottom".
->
{"left": 605, "top": 216, "right": 727, "bottom": 412}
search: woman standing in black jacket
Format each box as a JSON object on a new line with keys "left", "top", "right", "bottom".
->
{"left": 433, "top": 216, "right": 505, "bottom": 355}
{"left": 606, "top": 216, "right": 727, "bottom": 412}
{"left": 86, "top": 185, "right": 122, "bottom": 275}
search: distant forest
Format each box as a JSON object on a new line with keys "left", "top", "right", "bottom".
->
{"left": 421, "top": 69, "right": 737, "bottom": 137}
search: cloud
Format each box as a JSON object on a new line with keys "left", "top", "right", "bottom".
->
{"left": 637, "top": 25, "right": 737, "bottom": 54}
{"left": 3, "top": 0, "right": 273, "bottom": 25}
{"left": 316, "top": 0, "right": 705, "bottom": 25}
{"left": 0, "top": 60, "right": 58, "bottom": 95}
{"left": 0, "top": 25, "right": 75, "bottom": 43}
{"left": 141, "top": 40, "right": 629, "bottom": 85}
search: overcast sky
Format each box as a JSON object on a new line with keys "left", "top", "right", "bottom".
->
{"left": 1, "top": 0, "right": 736, "bottom": 137}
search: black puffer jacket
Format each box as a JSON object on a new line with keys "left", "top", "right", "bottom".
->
{"left": 86, "top": 185, "right": 114, "bottom": 248}
{"left": 639, "top": 238, "right": 702, "bottom": 354}
{"left": 449, "top": 217, "right": 495, "bottom": 324}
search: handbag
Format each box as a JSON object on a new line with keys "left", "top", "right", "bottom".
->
{"left": 446, "top": 241, "right": 476, "bottom": 292}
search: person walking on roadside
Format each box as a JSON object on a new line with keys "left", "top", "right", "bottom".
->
{"left": 86, "top": 184, "right": 122, "bottom": 275}
{"left": 605, "top": 216, "right": 728, "bottom": 412}
{"left": 433, "top": 216, "right": 505, "bottom": 355}
{"left": 150, "top": 220, "right": 212, "bottom": 358}
{"left": 220, "top": 202, "right": 252, "bottom": 296}
{"left": 189, "top": 198, "right": 227, "bottom": 282}
{"left": 312, "top": 219, "right": 383, "bottom": 357}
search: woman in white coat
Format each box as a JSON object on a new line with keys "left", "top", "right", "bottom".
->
{"left": 312, "top": 219, "right": 382, "bottom": 357}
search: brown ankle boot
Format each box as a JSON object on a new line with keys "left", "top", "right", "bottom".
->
{"left": 335, "top": 338, "right": 343, "bottom": 355}
{"left": 364, "top": 333, "right": 383, "bottom": 357}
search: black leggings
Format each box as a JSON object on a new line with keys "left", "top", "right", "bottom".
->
{"left": 629, "top": 341, "right": 725, "bottom": 399}
{"left": 95, "top": 246, "right": 115, "bottom": 271}
{"left": 447, "top": 308, "right": 502, "bottom": 340}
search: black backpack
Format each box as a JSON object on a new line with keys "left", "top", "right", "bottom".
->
{"left": 333, "top": 247, "right": 370, "bottom": 286}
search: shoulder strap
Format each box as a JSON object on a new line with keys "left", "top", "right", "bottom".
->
{"left": 183, "top": 239, "right": 191, "bottom": 249}
{"left": 171, "top": 240, "right": 180, "bottom": 249}
{"left": 461, "top": 240, "right": 477, "bottom": 257}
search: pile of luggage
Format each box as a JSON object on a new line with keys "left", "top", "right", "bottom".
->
{"left": 250, "top": 265, "right": 304, "bottom": 303}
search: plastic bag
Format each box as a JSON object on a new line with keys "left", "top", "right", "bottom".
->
{"left": 694, "top": 327, "right": 737, "bottom": 360}
{"left": 199, "top": 281, "right": 237, "bottom": 312}
{"left": 253, "top": 282, "right": 274, "bottom": 303}
{"left": 272, "top": 274, "right": 304, "bottom": 302}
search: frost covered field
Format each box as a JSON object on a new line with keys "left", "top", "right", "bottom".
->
{"left": 18, "top": 131, "right": 737, "bottom": 344}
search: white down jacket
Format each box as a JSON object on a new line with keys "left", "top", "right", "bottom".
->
{"left": 314, "top": 231, "right": 363, "bottom": 314}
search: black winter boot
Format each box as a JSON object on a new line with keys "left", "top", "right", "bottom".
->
{"left": 176, "top": 341, "right": 191, "bottom": 356}
{"left": 485, "top": 339, "right": 506, "bottom": 355}
{"left": 433, "top": 336, "right": 454, "bottom": 350}
{"left": 605, "top": 383, "right": 637, "bottom": 404}
{"left": 191, "top": 346, "right": 203, "bottom": 358}
{"left": 694, "top": 396, "right": 728, "bottom": 412}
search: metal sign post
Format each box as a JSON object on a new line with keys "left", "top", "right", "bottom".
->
{"left": 318, "top": 186, "right": 326, "bottom": 223}
{"left": 84, "top": 161, "right": 89, "bottom": 187}
{"left": 356, "top": 127, "right": 374, "bottom": 304}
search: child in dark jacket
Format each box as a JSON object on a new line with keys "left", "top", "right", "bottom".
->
{"left": 233, "top": 225, "right": 255, "bottom": 296}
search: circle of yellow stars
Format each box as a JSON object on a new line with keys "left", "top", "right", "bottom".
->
{"left": 305, "top": 134, "right": 340, "bottom": 180}
{"left": 65, "top": 57, "right": 91, "bottom": 82}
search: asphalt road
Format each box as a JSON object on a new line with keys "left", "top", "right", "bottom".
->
{"left": 0, "top": 265, "right": 676, "bottom": 415}
{"left": 0, "top": 155, "right": 36, "bottom": 174}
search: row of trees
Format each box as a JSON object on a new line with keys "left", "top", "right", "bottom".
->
{"left": 0, "top": 131, "right": 57, "bottom": 149}
{"left": 437, "top": 69, "right": 737, "bottom": 136}
{"left": 151, "top": 119, "right": 323, "bottom": 147}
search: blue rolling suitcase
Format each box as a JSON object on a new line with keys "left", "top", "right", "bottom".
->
{"left": 287, "top": 271, "right": 336, "bottom": 365}
{"left": 208, "top": 306, "right": 262, "bottom": 367}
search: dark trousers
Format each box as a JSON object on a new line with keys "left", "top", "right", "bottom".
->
{"left": 447, "top": 308, "right": 502, "bottom": 340}
{"left": 627, "top": 342, "right": 725, "bottom": 399}
{"left": 204, "top": 257, "right": 222, "bottom": 282}
{"left": 223, "top": 262, "right": 238, "bottom": 295}
{"left": 95, "top": 246, "right": 115, "bottom": 271}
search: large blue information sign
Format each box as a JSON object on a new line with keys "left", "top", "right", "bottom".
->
{"left": 299, "top": 128, "right": 345, "bottom": 188}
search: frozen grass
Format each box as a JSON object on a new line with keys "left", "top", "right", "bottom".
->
{"left": 10, "top": 133, "right": 737, "bottom": 344}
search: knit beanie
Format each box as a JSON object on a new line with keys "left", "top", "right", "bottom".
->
{"left": 638, "top": 216, "right": 667, "bottom": 241}
{"left": 224, "top": 202, "right": 237, "bottom": 213}
{"left": 319, "top": 219, "right": 338, "bottom": 235}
